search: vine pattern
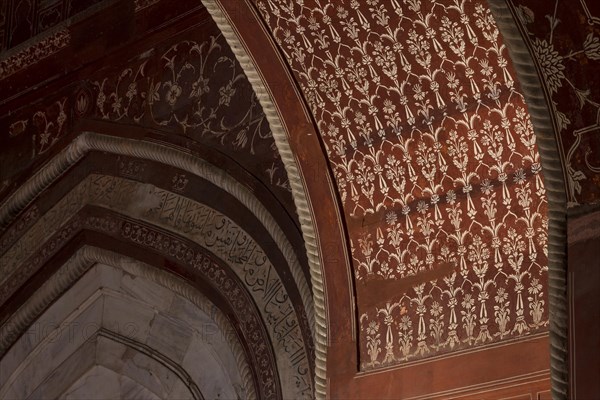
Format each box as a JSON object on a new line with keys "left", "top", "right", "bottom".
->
{"left": 92, "top": 34, "right": 291, "bottom": 194}
{"left": 510, "top": 0, "right": 600, "bottom": 206}
{"left": 2, "top": 28, "right": 293, "bottom": 217}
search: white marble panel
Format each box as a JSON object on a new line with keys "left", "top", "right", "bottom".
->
{"left": 2, "top": 259, "right": 249, "bottom": 400}
{"left": 101, "top": 293, "right": 156, "bottom": 344}
{"left": 26, "top": 337, "right": 96, "bottom": 399}
{"left": 119, "top": 268, "right": 174, "bottom": 312}
{"left": 60, "top": 365, "right": 161, "bottom": 400}
{"left": 147, "top": 312, "right": 194, "bottom": 364}
{"left": 2, "top": 297, "right": 104, "bottom": 399}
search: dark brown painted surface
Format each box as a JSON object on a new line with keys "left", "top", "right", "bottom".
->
{"left": 506, "top": 0, "right": 600, "bottom": 207}
{"left": 568, "top": 208, "right": 600, "bottom": 400}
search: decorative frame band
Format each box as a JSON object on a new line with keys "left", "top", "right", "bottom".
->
{"left": 0, "top": 29, "right": 71, "bottom": 81}
{"left": 0, "top": 131, "right": 315, "bottom": 346}
{"left": 198, "top": 2, "right": 329, "bottom": 397}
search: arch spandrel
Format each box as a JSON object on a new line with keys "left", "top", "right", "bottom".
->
{"left": 0, "top": 8, "right": 296, "bottom": 230}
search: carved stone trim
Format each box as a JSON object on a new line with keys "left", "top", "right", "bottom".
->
{"left": 0, "top": 131, "right": 314, "bottom": 343}
{"left": 0, "top": 29, "right": 70, "bottom": 80}
{"left": 198, "top": 2, "right": 328, "bottom": 397}
{"left": 0, "top": 173, "right": 314, "bottom": 397}
{"left": 0, "top": 172, "right": 314, "bottom": 397}
{"left": 486, "top": 2, "right": 569, "bottom": 398}
{"left": 0, "top": 245, "right": 256, "bottom": 400}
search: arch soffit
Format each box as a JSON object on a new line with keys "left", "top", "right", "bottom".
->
{"left": 197, "top": 0, "right": 570, "bottom": 398}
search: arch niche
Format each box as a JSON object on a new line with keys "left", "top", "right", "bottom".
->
{"left": 0, "top": 136, "right": 317, "bottom": 399}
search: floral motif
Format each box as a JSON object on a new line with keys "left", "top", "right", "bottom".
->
{"left": 532, "top": 38, "right": 565, "bottom": 94}
{"left": 33, "top": 98, "right": 68, "bottom": 154}
{"left": 583, "top": 33, "right": 600, "bottom": 60}
{"left": 90, "top": 35, "right": 291, "bottom": 195}
{"left": 164, "top": 82, "right": 183, "bottom": 106}
{"left": 8, "top": 120, "right": 28, "bottom": 137}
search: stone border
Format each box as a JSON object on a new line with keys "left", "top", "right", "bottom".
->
{"left": 96, "top": 329, "right": 204, "bottom": 400}
{"left": 199, "top": 2, "right": 328, "bottom": 397}
{"left": 0, "top": 29, "right": 70, "bottom": 80}
{"left": 0, "top": 172, "right": 314, "bottom": 398}
{"left": 0, "top": 131, "right": 314, "bottom": 343}
{"left": 8, "top": 327, "right": 205, "bottom": 399}
{"left": 486, "top": 2, "right": 569, "bottom": 398}
{"left": 0, "top": 245, "right": 256, "bottom": 400}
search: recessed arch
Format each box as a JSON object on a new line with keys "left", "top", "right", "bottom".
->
{"left": 1, "top": 249, "right": 252, "bottom": 400}
{"left": 0, "top": 129, "right": 316, "bottom": 398}
{"left": 2, "top": 0, "right": 589, "bottom": 398}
